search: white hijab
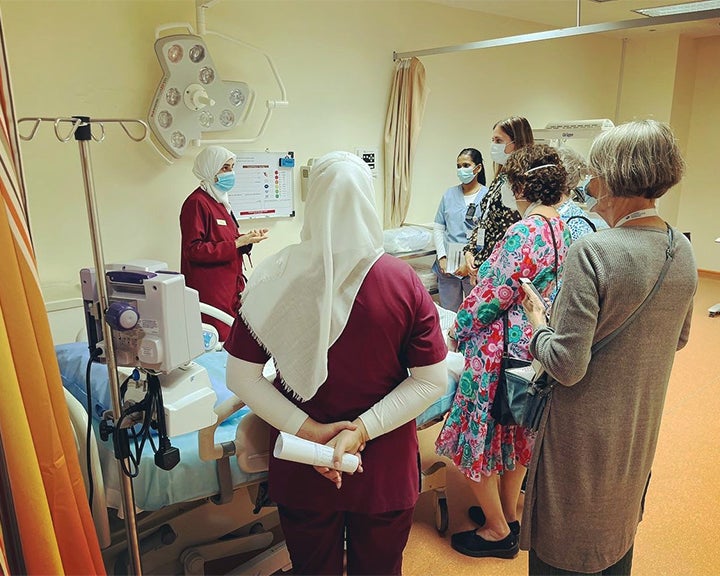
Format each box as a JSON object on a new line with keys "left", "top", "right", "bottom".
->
{"left": 239, "top": 151, "right": 384, "bottom": 401}
{"left": 192, "top": 145, "right": 236, "bottom": 214}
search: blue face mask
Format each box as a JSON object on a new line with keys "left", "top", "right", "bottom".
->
{"left": 215, "top": 171, "right": 235, "bottom": 192}
{"left": 457, "top": 167, "right": 476, "bottom": 184}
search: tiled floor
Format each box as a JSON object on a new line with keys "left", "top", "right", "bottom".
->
{"left": 403, "top": 275, "right": 720, "bottom": 576}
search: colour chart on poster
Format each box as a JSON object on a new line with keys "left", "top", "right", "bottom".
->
{"left": 228, "top": 150, "right": 295, "bottom": 220}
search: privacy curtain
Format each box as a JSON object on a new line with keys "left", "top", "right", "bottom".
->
{"left": 0, "top": 10, "right": 105, "bottom": 576}
{"left": 383, "top": 56, "right": 429, "bottom": 229}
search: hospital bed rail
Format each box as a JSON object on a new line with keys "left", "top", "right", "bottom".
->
{"left": 59, "top": 303, "right": 460, "bottom": 574}
{"left": 60, "top": 301, "right": 290, "bottom": 575}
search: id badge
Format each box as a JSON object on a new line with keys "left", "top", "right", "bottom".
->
{"left": 475, "top": 228, "right": 485, "bottom": 249}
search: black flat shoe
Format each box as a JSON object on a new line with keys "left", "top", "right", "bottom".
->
{"left": 450, "top": 529, "right": 519, "bottom": 559}
{"left": 467, "top": 507, "right": 520, "bottom": 535}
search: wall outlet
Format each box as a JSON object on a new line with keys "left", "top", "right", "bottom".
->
{"left": 355, "top": 148, "right": 379, "bottom": 178}
{"left": 299, "top": 158, "right": 316, "bottom": 201}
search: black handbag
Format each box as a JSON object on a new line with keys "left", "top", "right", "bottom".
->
{"left": 492, "top": 224, "right": 676, "bottom": 432}
{"left": 490, "top": 314, "right": 553, "bottom": 431}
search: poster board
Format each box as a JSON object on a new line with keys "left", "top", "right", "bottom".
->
{"left": 228, "top": 150, "right": 295, "bottom": 220}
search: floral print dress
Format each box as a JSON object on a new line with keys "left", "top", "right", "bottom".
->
{"left": 436, "top": 214, "right": 571, "bottom": 481}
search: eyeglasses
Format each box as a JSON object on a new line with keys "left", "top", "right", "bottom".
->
{"left": 572, "top": 175, "right": 592, "bottom": 202}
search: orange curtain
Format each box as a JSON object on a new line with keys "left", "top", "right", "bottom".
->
{"left": 0, "top": 10, "right": 105, "bottom": 576}
{"left": 383, "top": 57, "right": 429, "bottom": 229}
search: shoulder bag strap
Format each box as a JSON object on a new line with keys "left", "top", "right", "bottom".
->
{"left": 502, "top": 311, "right": 509, "bottom": 357}
{"left": 537, "top": 213, "right": 559, "bottom": 282}
{"left": 591, "top": 224, "right": 675, "bottom": 354}
{"left": 566, "top": 214, "right": 597, "bottom": 233}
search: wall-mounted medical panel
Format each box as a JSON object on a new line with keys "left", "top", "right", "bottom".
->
{"left": 229, "top": 150, "right": 295, "bottom": 220}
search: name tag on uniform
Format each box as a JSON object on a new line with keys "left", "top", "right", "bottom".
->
{"left": 216, "top": 219, "right": 227, "bottom": 225}
{"left": 475, "top": 228, "right": 485, "bottom": 248}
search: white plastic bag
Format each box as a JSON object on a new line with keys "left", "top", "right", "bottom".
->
{"left": 383, "top": 226, "right": 432, "bottom": 254}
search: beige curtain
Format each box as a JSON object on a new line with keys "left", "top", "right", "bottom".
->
{"left": 383, "top": 57, "right": 429, "bottom": 229}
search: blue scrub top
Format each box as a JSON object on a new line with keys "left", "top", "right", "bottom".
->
{"left": 434, "top": 184, "right": 488, "bottom": 246}
{"left": 557, "top": 198, "right": 596, "bottom": 242}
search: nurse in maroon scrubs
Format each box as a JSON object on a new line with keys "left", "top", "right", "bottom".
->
{"left": 180, "top": 145, "right": 268, "bottom": 341}
{"left": 224, "top": 151, "right": 448, "bottom": 576}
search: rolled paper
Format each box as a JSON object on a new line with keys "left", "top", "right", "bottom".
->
{"left": 273, "top": 431, "right": 359, "bottom": 473}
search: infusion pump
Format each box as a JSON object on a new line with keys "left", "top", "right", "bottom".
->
{"left": 80, "top": 261, "right": 205, "bottom": 374}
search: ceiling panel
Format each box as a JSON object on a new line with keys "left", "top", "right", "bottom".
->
{"left": 428, "top": 0, "right": 720, "bottom": 37}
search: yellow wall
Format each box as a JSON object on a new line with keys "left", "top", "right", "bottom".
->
{"left": 677, "top": 36, "right": 720, "bottom": 269}
{"left": 0, "top": 0, "right": 717, "bottom": 305}
{"left": 664, "top": 35, "right": 699, "bottom": 227}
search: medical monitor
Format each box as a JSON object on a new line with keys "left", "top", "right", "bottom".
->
{"left": 81, "top": 266, "right": 205, "bottom": 373}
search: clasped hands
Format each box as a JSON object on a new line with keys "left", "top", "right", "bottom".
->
{"left": 235, "top": 228, "right": 269, "bottom": 249}
{"left": 297, "top": 417, "right": 369, "bottom": 489}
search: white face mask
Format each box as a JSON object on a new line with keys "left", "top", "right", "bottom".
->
{"left": 500, "top": 181, "right": 518, "bottom": 212}
{"left": 583, "top": 178, "right": 609, "bottom": 215}
{"left": 490, "top": 142, "right": 511, "bottom": 165}
{"left": 585, "top": 192, "right": 610, "bottom": 215}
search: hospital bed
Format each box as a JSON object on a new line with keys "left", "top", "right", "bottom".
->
{"left": 57, "top": 304, "right": 461, "bottom": 575}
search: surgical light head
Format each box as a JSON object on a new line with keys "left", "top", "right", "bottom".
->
{"left": 148, "top": 34, "right": 253, "bottom": 158}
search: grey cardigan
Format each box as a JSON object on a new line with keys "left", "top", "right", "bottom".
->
{"left": 521, "top": 225, "right": 697, "bottom": 572}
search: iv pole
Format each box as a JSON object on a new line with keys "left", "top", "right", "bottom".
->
{"left": 18, "top": 115, "right": 148, "bottom": 576}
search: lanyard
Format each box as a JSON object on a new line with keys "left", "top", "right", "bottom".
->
{"left": 615, "top": 208, "right": 658, "bottom": 228}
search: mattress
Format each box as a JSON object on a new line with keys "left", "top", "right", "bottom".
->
{"left": 57, "top": 337, "right": 460, "bottom": 511}
{"left": 56, "top": 343, "right": 266, "bottom": 511}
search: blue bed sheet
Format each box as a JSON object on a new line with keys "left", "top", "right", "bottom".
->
{"left": 56, "top": 342, "right": 457, "bottom": 511}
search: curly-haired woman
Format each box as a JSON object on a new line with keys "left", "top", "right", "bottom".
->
{"left": 436, "top": 144, "right": 572, "bottom": 559}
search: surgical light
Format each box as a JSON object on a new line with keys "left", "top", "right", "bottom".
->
{"left": 158, "top": 110, "right": 172, "bottom": 129}
{"left": 166, "top": 87, "right": 181, "bottom": 106}
{"left": 189, "top": 44, "right": 205, "bottom": 63}
{"left": 148, "top": 34, "right": 252, "bottom": 159}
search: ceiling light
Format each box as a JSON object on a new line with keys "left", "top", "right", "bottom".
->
{"left": 148, "top": 34, "right": 253, "bottom": 159}
{"left": 634, "top": 0, "right": 720, "bottom": 17}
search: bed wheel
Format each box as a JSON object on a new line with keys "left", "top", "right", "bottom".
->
{"left": 435, "top": 496, "right": 449, "bottom": 535}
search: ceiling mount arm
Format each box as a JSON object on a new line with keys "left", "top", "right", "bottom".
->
{"left": 192, "top": 28, "right": 289, "bottom": 147}
{"left": 196, "top": 0, "right": 222, "bottom": 36}
{"left": 576, "top": 0, "right": 581, "bottom": 27}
